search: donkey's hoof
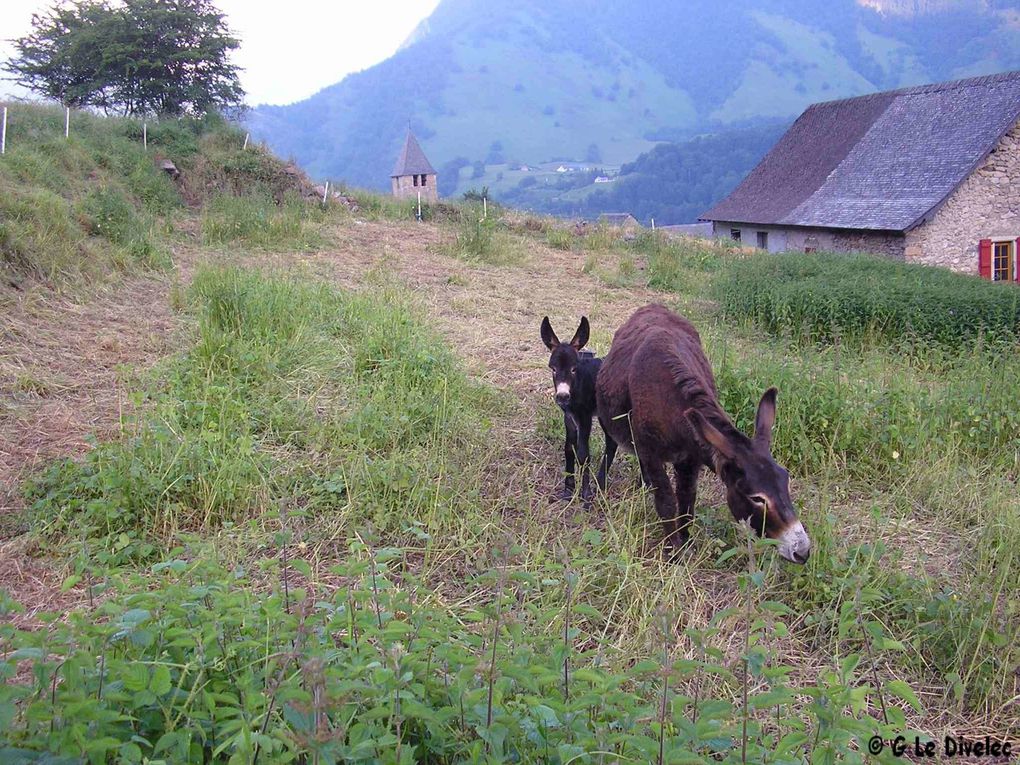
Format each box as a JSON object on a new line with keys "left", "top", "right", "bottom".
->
{"left": 551, "top": 485, "right": 575, "bottom": 502}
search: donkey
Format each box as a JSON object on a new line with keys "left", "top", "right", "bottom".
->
{"left": 595, "top": 304, "right": 810, "bottom": 563}
{"left": 541, "top": 316, "right": 603, "bottom": 506}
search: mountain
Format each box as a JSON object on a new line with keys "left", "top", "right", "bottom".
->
{"left": 247, "top": 0, "right": 1020, "bottom": 201}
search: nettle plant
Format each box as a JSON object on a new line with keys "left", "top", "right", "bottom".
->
{"left": 1, "top": 538, "right": 920, "bottom": 764}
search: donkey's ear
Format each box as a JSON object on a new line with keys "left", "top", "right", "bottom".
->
{"left": 570, "top": 316, "right": 590, "bottom": 351}
{"left": 753, "top": 388, "right": 777, "bottom": 454}
{"left": 540, "top": 316, "right": 559, "bottom": 350}
{"left": 685, "top": 409, "right": 736, "bottom": 460}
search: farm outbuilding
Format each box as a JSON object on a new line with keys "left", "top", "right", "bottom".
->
{"left": 391, "top": 129, "right": 438, "bottom": 202}
{"left": 701, "top": 71, "right": 1020, "bottom": 282}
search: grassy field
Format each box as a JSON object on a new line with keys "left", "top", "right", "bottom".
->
{"left": 1, "top": 106, "right": 1017, "bottom": 763}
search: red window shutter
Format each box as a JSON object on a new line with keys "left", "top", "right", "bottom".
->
{"left": 1015, "top": 237, "right": 1020, "bottom": 281}
{"left": 978, "top": 238, "right": 992, "bottom": 279}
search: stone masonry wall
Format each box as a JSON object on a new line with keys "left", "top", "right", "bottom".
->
{"left": 712, "top": 222, "right": 905, "bottom": 258}
{"left": 391, "top": 173, "right": 438, "bottom": 202}
{"left": 905, "top": 119, "right": 1020, "bottom": 274}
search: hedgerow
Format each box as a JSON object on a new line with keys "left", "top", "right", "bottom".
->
{"left": 713, "top": 252, "right": 1020, "bottom": 348}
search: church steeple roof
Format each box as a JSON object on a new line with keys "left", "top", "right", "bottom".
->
{"left": 391, "top": 130, "right": 436, "bottom": 177}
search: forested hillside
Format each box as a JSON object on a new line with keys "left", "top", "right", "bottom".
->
{"left": 248, "top": 0, "right": 1020, "bottom": 207}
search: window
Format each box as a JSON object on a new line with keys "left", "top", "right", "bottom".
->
{"left": 993, "top": 240, "right": 1014, "bottom": 282}
{"left": 756, "top": 231, "right": 769, "bottom": 250}
{"left": 730, "top": 228, "right": 741, "bottom": 242}
{"left": 421, "top": 174, "right": 427, "bottom": 186}
{"left": 412, "top": 174, "right": 419, "bottom": 187}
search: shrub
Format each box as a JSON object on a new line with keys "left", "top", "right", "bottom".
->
{"left": 0, "top": 543, "right": 916, "bottom": 764}
{"left": 714, "top": 252, "right": 1020, "bottom": 348}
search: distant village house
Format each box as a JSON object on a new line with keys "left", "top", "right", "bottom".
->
{"left": 702, "top": 71, "right": 1020, "bottom": 282}
{"left": 391, "top": 130, "right": 438, "bottom": 202}
{"left": 594, "top": 175, "right": 613, "bottom": 184}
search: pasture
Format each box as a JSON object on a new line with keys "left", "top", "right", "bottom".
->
{"left": 1, "top": 107, "right": 1017, "bottom": 763}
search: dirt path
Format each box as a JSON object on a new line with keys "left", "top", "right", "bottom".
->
{"left": 263, "top": 220, "right": 722, "bottom": 519}
{"left": 0, "top": 273, "right": 180, "bottom": 619}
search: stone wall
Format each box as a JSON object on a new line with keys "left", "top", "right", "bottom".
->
{"left": 391, "top": 173, "right": 438, "bottom": 202}
{"left": 712, "top": 222, "right": 905, "bottom": 258}
{"left": 905, "top": 119, "right": 1020, "bottom": 274}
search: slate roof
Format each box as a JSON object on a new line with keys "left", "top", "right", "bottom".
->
{"left": 702, "top": 71, "right": 1020, "bottom": 232}
{"left": 391, "top": 130, "right": 436, "bottom": 177}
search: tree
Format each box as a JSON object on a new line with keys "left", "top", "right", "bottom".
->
{"left": 5, "top": 0, "right": 245, "bottom": 117}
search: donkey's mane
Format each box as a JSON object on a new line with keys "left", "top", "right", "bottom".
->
{"left": 664, "top": 346, "right": 751, "bottom": 450}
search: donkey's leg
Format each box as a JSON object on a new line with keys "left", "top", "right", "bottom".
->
{"left": 577, "top": 416, "right": 595, "bottom": 507}
{"left": 642, "top": 459, "right": 684, "bottom": 556}
{"left": 595, "top": 425, "right": 617, "bottom": 492}
{"left": 673, "top": 460, "right": 699, "bottom": 543}
{"left": 555, "top": 414, "right": 578, "bottom": 501}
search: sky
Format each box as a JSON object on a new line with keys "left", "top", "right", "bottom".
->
{"left": 0, "top": 0, "right": 441, "bottom": 105}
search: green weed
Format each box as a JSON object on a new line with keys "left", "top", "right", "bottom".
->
{"left": 714, "top": 251, "right": 1020, "bottom": 348}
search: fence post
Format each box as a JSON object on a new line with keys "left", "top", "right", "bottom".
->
{"left": 1, "top": 107, "right": 7, "bottom": 155}
{"left": 483, "top": 196, "right": 487, "bottom": 219}
{"left": 322, "top": 180, "right": 330, "bottom": 205}
{"left": 651, "top": 218, "right": 655, "bottom": 231}
{"left": 65, "top": 106, "right": 70, "bottom": 138}
{"left": 417, "top": 190, "right": 422, "bottom": 222}
{"left": 243, "top": 132, "right": 250, "bottom": 150}
{"left": 143, "top": 121, "right": 147, "bottom": 150}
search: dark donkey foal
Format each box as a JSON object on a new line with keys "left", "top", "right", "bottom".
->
{"left": 541, "top": 316, "right": 602, "bottom": 506}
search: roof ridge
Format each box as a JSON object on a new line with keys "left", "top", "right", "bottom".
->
{"left": 806, "top": 69, "right": 1020, "bottom": 111}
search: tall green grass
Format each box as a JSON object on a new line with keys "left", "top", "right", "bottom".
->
{"left": 0, "top": 103, "right": 178, "bottom": 282}
{"left": 200, "top": 192, "right": 327, "bottom": 249}
{"left": 714, "top": 251, "right": 1020, "bottom": 348}
{"left": 27, "top": 265, "right": 493, "bottom": 563}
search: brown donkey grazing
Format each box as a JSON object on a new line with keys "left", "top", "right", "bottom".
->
{"left": 541, "top": 316, "right": 603, "bottom": 506}
{"left": 595, "top": 304, "right": 811, "bottom": 563}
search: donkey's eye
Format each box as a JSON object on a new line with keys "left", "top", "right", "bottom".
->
{"left": 570, "top": 367, "right": 577, "bottom": 375}
{"left": 749, "top": 494, "right": 768, "bottom": 509}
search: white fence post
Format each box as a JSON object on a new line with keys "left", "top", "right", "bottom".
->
{"left": 651, "top": 218, "right": 655, "bottom": 231}
{"left": 65, "top": 107, "right": 70, "bottom": 138}
{"left": 143, "top": 121, "right": 147, "bottom": 150}
{"left": 483, "top": 196, "right": 487, "bottom": 219}
{"left": 322, "top": 180, "right": 330, "bottom": 204}
{"left": 1, "top": 107, "right": 7, "bottom": 155}
{"left": 243, "top": 132, "right": 249, "bottom": 150}
{"left": 417, "top": 190, "right": 422, "bottom": 221}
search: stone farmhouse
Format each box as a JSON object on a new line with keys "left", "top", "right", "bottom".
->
{"left": 701, "top": 71, "right": 1020, "bottom": 282}
{"left": 391, "top": 130, "right": 438, "bottom": 202}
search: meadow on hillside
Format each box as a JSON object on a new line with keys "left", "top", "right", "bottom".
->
{"left": 1, "top": 106, "right": 1017, "bottom": 764}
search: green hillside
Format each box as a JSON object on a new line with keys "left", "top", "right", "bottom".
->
{"left": 248, "top": 0, "right": 1020, "bottom": 201}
